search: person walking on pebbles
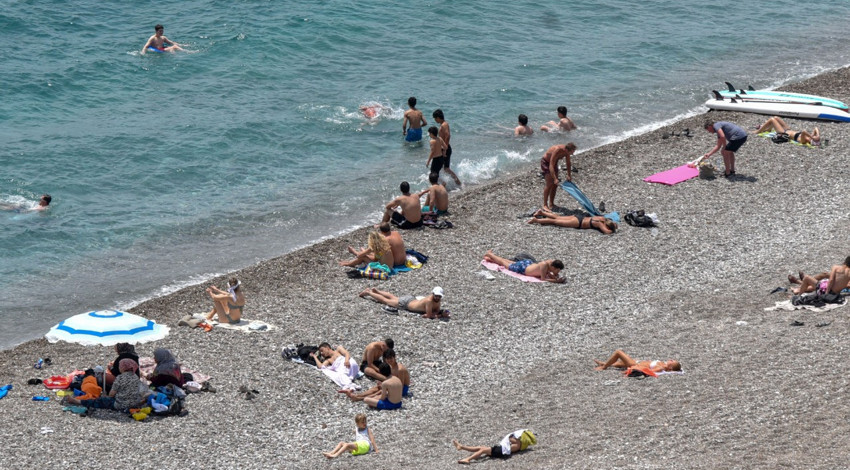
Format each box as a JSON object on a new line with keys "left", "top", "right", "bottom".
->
{"left": 452, "top": 429, "right": 536, "bottom": 464}
{"left": 322, "top": 413, "right": 378, "bottom": 458}
{"left": 701, "top": 120, "right": 747, "bottom": 177}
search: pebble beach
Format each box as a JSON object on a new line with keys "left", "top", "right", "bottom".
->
{"left": 2, "top": 67, "right": 850, "bottom": 469}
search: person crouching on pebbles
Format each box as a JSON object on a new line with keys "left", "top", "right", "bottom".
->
{"left": 205, "top": 277, "right": 245, "bottom": 324}
{"left": 342, "top": 363, "right": 404, "bottom": 410}
{"left": 323, "top": 413, "right": 379, "bottom": 458}
{"left": 702, "top": 120, "right": 747, "bottom": 177}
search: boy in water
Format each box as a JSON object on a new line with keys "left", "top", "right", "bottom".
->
{"left": 142, "top": 24, "right": 185, "bottom": 53}
{"left": 403, "top": 96, "right": 427, "bottom": 142}
{"left": 426, "top": 126, "right": 447, "bottom": 175}
{"left": 432, "top": 109, "right": 462, "bottom": 186}
{"left": 0, "top": 194, "right": 51, "bottom": 212}
{"left": 515, "top": 114, "right": 534, "bottom": 136}
{"left": 540, "top": 106, "right": 576, "bottom": 132}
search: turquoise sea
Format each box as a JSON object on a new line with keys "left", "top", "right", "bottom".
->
{"left": 2, "top": 0, "right": 849, "bottom": 349}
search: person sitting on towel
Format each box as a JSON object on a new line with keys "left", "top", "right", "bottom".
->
{"left": 755, "top": 115, "right": 821, "bottom": 146}
{"left": 339, "top": 230, "right": 395, "bottom": 268}
{"left": 205, "top": 277, "right": 245, "bottom": 324}
{"left": 594, "top": 349, "right": 681, "bottom": 372}
{"left": 790, "top": 256, "right": 850, "bottom": 296}
{"left": 359, "top": 286, "right": 448, "bottom": 319}
{"left": 483, "top": 250, "right": 565, "bottom": 283}
{"left": 65, "top": 359, "right": 150, "bottom": 411}
{"left": 418, "top": 172, "right": 450, "bottom": 215}
{"left": 341, "top": 363, "right": 403, "bottom": 411}
{"left": 527, "top": 208, "right": 617, "bottom": 234}
{"left": 359, "top": 338, "right": 394, "bottom": 380}
{"left": 147, "top": 348, "right": 184, "bottom": 388}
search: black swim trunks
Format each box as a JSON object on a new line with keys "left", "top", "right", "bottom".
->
{"left": 430, "top": 156, "right": 445, "bottom": 174}
{"left": 390, "top": 211, "right": 423, "bottom": 230}
{"left": 445, "top": 145, "right": 453, "bottom": 167}
{"left": 490, "top": 445, "right": 508, "bottom": 459}
{"left": 724, "top": 136, "right": 747, "bottom": 152}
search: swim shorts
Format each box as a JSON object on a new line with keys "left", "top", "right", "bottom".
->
{"left": 817, "top": 278, "right": 830, "bottom": 294}
{"left": 490, "top": 445, "right": 508, "bottom": 459}
{"left": 405, "top": 128, "right": 423, "bottom": 142}
{"left": 445, "top": 145, "right": 453, "bottom": 167}
{"left": 540, "top": 156, "right": 551, "bottom": 176}
{"left": 390, "top": 211, "right": 423, "bottom": 230}
{"left": 376, "top": 399, "right": 402, "bottom": 410}
{"left": 402, "top": 384, "right": 410, "bottom": 397}
{"left": 351, "top": 440, "right": 370, "bottom": 455}
{"left": 397, "top": 295, "right": 415, "bottom": 311}
{"left": 430, "top": 156, "right": 445, "bottom": 174}
{"left": 360, "top": 359, "right": 384, "bottom": 373}
{"left": 422, "top": 206, "right": 449, "bottom": 215}
{"left": 508, "top": 259, "right": 533, "bottom": 274}
{"left": 724, "top": 136, "right": 747, "bottom": 152}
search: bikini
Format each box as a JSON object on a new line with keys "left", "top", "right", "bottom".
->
{"left": 223, "top": 303, "right": 243, "bottom": 323}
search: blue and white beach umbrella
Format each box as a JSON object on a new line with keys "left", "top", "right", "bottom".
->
{"left": 45, "top": 310, "right": 169, "bottom": 346}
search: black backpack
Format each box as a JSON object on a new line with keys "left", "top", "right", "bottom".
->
{"left": 624, "top": 210, "right": 655, "bottom": 228}
{"left": 771, "top": 132, "right": 790, "bottom": 144}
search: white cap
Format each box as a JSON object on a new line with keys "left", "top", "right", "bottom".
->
{"left": 432, "top": 286, "right": 444, "bottom": 297}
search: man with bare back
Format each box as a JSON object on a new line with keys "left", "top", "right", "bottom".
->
{"left": 483, "top": 251, "right": 565, "bottom": 283}
{"left": 403, "top": 97, "right": 427, "bottom": 143}
{"left": 380, "top": 181, "right": 422, "bottom": 229}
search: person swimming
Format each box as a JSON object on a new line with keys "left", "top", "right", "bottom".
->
{"left": 0, "top": 194, "right": 51, "bottom": 213}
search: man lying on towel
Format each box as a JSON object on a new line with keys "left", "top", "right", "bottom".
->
{"left": 359, "top": 286, "right": 449, "bottom": 319}
{"left": 484, "top": 250, "right": 565, "bottom": 283}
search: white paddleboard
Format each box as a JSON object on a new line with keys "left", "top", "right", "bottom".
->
{"left": 719, "top": 82, "right": 848, "bottom": 111}
{"left": 705, "top": 97, "right": 850, "bottom": 122}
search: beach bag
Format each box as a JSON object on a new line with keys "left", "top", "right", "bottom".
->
{"left": 512, "top": 253, "right": 537, "bottom": 263}
{"left": 297, "top": 344, "right": 319, "bottom": 363}
{"left": 771, "top": 132, "right": 790, "bottom": 144}
{"left": 519, "top": 430, "right": 537, "bottom": 450}
{"left": 361, "top": 264, "right": 389, "bottom": 281}
{"left": 624, "top": 210, "right": 655, "bottom": 228}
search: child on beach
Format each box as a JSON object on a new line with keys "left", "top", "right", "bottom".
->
{"left": 452, "top": 429, "right": 536, "bottom": 464}
{"left": 515, "top": 114, "right": 534, "bottom": 136}
{"left": 323, "top": 413, "right": 378, "bottom": 458}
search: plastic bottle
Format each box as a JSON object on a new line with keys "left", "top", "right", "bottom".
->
{"left": 32, "top": 396, "right": 50, "bottom": 401}
{"left": 34, "top": 358, "right": 43, "bottom": 369}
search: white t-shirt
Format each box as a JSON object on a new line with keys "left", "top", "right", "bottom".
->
{"left": 499, "top": 429, "right": 526, "bottom": 456}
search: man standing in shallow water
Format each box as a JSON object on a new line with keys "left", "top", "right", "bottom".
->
{"left": 142, "top": 24, "right": 186, "bottom": 53}
{"left": 403, "top": 97, "right": 427, "bottom": 143}
{"left": 432, "top": 109, "right": 462, "bottom": 186}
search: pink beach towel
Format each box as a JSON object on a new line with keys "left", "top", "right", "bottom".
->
{"left": 480, "top": 260, "right": 545, "bottom": 283}
{"left": 643, "top": 164, "right": 699, "bottom": 186}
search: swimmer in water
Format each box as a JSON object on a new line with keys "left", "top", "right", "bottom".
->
{"left": 142, "top": 24, "right": 186, "bottom": 53}
{"left": 360, "top": 104, "right": 385, "bottom": 119}
{"left": 0, "top": 194, "right": 51, "bottom": 212}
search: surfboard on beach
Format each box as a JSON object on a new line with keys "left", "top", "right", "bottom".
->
{"left": 717, "top": 82, "right": 849, "bottom": 111}
{"left": 705, "top": 95, "right": 850, "bottom": 122}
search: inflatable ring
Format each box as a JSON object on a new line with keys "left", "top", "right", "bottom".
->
{"left": 43, "top": 376, "right": 71, "bottom": 390}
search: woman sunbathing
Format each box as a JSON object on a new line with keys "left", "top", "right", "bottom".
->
{"left": 755, "top": 116, "right": 821, "bottom": 146}
{"left": 339, "top": 231, "right": 394, "bottom": 268}
{"left": 594, "top": 349, "right": 681, "bottom": 372}
{"left": 205, "top": 277, "right": 245, "bottom": 324}
{"left": 527, "top": 209, "right": 617, "bottom": 234}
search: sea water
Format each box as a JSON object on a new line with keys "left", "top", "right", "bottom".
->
{"left": 2, "top": 0, "right": 849, "bottom": 349}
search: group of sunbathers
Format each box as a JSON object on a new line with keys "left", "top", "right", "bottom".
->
{"left": 310, "top": 338, "right": 411, "bottom": 412}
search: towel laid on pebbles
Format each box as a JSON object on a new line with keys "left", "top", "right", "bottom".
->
{"left": 764, "top": 299, "right": 847, "bottom": 312}
{"left": 480, "top": 260, "right": 545, "bottom": 283}
{"left": 178, "top": 314, "right": 276, "bottom": 332}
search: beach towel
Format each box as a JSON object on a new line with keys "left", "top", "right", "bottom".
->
{"left": 320, "top": 356, "right": 361, "bottom": 391}
{"left": 764, "top": 299, "right": 847, "bottom": 313}
{"left": 480, "top": 260, "right": 545, "bottom": 283}
{"left": 213, "top": 318, "right": 277, "bottom": 333}
{"left": 643, "top": 164, "right": 699, "bottom": 186}
{"left": 282, "top": 346, "right": 363, "bottom": 391}
{"left": 560, "top": 181, "right": 620, "bottom": 222}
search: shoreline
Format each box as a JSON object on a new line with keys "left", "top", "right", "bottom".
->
{"left": 3, "top": 66, "right": 850, "bottom": 468}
